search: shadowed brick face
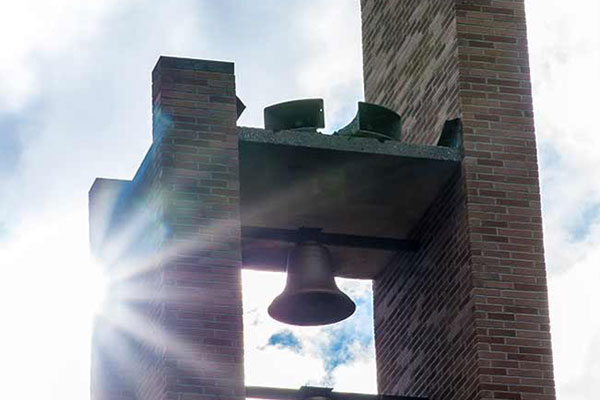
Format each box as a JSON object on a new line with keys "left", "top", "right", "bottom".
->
{"left": 363, "top": 1, "right": 555, "bottom": 400}
{"left": 362, "top": 0, "right": 460, "bottom": 145}
{"left": 374, "top": 171, "right": 479, "bottom": 399}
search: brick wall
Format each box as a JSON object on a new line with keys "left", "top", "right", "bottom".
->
{"left": 151, "top": 56, "right": 244, "bottom": 400}
{"left": 362, "top": 1, "right": 555, "bottom": 399}
{"left": 374, "top": 170, "right": 479, "bottom": 399}
{"left": 457, "top": 2, "right": 554, "bottom": 399}
{"left": 90, "top": 57, "right": 245, "bottom": 400}
{"left": 361, "top": 0, "right": 460, "bottom": 145}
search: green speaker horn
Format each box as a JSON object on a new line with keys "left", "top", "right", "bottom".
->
{"left": 264, "top": 98, "right": 325, "bottom": 132}
{"left": 334, "top": 102, "right": 401, "bottom": 141}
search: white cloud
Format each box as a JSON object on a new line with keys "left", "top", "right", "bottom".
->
{"left": 0, "top": 0, "right": 126, "bottom": 110}
{"left": 330, "top": 341, "right": 377, "bottom": 394}
{"left": 526, "top": 0, "right": 600, "bottom": 272}
{"left": 549, "top": 230, "right": 600, "bottom": 398}
{"left": 526, "top": 0, "right": 600, "bottom": 397}
{"left": 0, "top": 1, "right": 216, "bottom": 399}
{"left": 292, "top": 0, "right": 364, "bottom": 131}
{"left": 242, "top": 271, "right": 376, "bottom": 391}
{"left": 0, "top": 211, "right": 102, "bottom": 399}
{"left": 245, "top": 342, "right": 328, "bottom": 389}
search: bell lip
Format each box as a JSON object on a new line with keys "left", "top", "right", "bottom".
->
{"left": 267, "top": 289, "right": 356, "bottom": 326}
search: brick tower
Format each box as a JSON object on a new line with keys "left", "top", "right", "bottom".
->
{"left": 89, "top": 2, "right": 555, "bottom": 400}
{"left": 362, "top": 1, "right": 555, "bottom": 399}
{"left": 90, "top": 58, "right": 244, "bottom": 400}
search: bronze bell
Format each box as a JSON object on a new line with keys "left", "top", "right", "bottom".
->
{"left": 268, "top": 241, "right": 356, "bottom": 326}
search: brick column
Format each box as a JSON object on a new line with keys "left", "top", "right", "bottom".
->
{"left": 90, "top": 57, "right": 244, "bottom": 400}
{"left": 361, "top": 1, "right": 555, "bottom": 399}
{"left": 151, "top": 56, "right": 244, "bottom": 400}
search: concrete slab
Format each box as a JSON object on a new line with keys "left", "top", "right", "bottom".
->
{"left": 238, "top": 127, "right": 461, "bottom": 279}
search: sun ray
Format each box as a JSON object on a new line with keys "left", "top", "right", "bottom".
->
{"left": 88, "top": 153, "right": 379, "bottom": 399}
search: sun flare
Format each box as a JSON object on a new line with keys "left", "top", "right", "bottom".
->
{"left": 83, "top": 257, "right": 109, "bottom": 317}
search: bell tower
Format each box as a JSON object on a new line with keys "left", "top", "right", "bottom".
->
{"left": 89, "top": 1, "right": 556, "bottom": 400}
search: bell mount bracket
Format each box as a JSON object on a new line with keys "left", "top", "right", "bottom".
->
{"left": 241, "top": 226, "right": 419, "bottom": 252}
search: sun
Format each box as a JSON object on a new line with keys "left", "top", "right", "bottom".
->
{"left": 83, "top": 256, "right": 109, "bottom": 317}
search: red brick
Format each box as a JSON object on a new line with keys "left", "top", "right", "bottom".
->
{"left": 363, "top": 0, "right": 554, "bottom": 399}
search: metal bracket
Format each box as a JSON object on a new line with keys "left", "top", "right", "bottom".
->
{"left": 437, "top": 118, "right": 462, "bottom": 148}
{"left": 246, "top": 386, "right": 427, "bottom": 400}
{"left": 236, "top": 96, "right": 246, "bottom": 120}
{"left": 241, "top": 226, "right": 419, "bottom": 252}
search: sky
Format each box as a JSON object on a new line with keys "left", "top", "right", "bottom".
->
{"left": 0, "top": 0, "right": 598, "bottom": 399}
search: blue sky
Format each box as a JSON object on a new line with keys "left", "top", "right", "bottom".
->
{"left": 0, "top": 1, "right": 599, "bottom": 399}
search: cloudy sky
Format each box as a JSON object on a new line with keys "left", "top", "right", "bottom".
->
{"left": 0, "top": 0, "right": 598, "bottom": 399}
